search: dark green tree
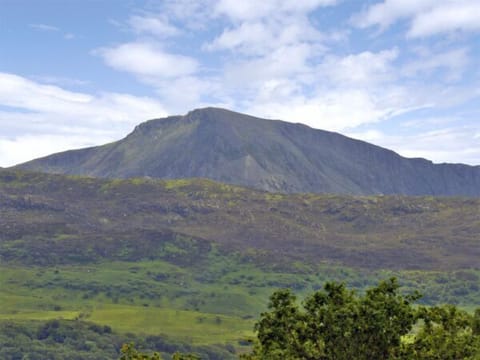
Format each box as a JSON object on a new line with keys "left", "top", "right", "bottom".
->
{"left": 243, "top": 278, "right": 480, "bottom": 360}
{"left": 245, "top": 289, "right": 307, "bottom": 359}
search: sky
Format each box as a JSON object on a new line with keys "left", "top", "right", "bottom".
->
{"left": 1, "top": 0, "right": 479, "bottom": 167}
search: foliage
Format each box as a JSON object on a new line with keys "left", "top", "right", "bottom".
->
{"left": 120, "top": 343, "right": 162, "bottom": 359}
{"left": 0, "top": 320, "right": 234, "bottom": 360}
{"left": 401, "top": 305, "right": 480, "bottom": 359}
{"left": 118, "top": 343, "right": 202, "bottom": 360}
{"left": 1, "top": 259, "right": 480, "bottom": 356}
{"left": 0, "top": 319, "right": 122, "bottom": 360}
{"left": 242, "top": 278, "right": 480, "bottom": 360}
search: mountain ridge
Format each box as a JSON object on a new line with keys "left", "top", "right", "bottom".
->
{"left": 15, "top": 107, "right": 480, "bottom": 196}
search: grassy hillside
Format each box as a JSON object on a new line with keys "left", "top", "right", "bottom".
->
{"left": 1, "top": 169, "right": 479, "bottom": 357}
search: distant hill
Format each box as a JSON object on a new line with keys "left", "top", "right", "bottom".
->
{"left": 1, "top": 169, "right": 479, "bottom": 270}
{"left": 15, "top": 107, "right": 480, "bottom": 196}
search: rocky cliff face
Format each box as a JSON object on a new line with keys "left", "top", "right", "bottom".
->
{"left": 15, "top": 107, "right": 480, "bottom": 196}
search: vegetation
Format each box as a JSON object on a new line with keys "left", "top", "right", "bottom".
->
{"left": 0, "top": 319, "right": 234, "bottom": 359}
{"left": 120, "top": 343, "right": 201, "bottom": 359}
{"left": 1, "top": 169, "right": 480, "bottom": 270}
{"left": 1, "top": 170, "right": 480, "bottom": 358}
{"left": 242, "top": 278, "right": 480, "bottom": 359}
{"left": 3, "top": 279, "right": 478, "bottom": 359}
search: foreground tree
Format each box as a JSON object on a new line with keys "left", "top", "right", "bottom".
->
{"left": 242, "top": 278, "right": 480, "bottom": 360}
{"left": 401, "top": 305, "right": 480, "bottom": 359}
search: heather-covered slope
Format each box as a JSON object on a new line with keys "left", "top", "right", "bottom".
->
{"left": 16, "top": 108, "right": 480, "bottom": 196}
{"left": 1, "top": 169, "right": 479, "bottom": 270}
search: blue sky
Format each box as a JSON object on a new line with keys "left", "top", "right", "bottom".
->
{"left": 1, "top": 0, "right": 479, "bottom": 166}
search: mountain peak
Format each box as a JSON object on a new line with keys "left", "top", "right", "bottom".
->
{"left": 133, "top": 107, "right": 257, "bottom": 134}
{"left": 186, "top": 106, "right": 238, "bottom": 117}
{"left": 14, "top": 108, "right": 480, "bottom": 196}
{"left": 184, "top": 107, "right": 268, "bottom": 125}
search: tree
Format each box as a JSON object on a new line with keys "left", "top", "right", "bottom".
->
{"left": 243, "top": 278, "right": 480, "bottom": 360}
{"left": 402, "top": 305, "right": 480, "bottom": 359}
{"left": 120, "top": 343, "right": 162, "bottom": 360}
{"left": 120, "top": 343, "right": 200, "bottom": 360}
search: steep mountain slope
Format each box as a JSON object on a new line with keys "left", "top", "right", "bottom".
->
{"left": 16, "top": 107, "right": 480, "bottom": 196}
{"left": 1, "top": 169, "right": 479, "bottom": 270}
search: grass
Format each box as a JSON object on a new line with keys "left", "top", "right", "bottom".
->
{"left": 88, "top": 305, "right": 253, "bottom": 344}
{"left": 1, "top": 257, "right": 479, "bottom": 348}
{"left": 0, "top": 260, "right": 259, "bottom": 345}
{"left": 0, "top": 310, "right": 79, "bottom": 321}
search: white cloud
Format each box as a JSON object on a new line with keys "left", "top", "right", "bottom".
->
{"left": 207, "top": 21, "right": 277, "bottom": 54}
{"left": 0, "top": 73, "right": 167, "bottom": 167}
{"left": 408, "top": 1, "right": 480, "bottom": 37}
{"left": 0, "top": 73, "right": 92, "bottom": 113}
{"left": 29, "top": 23, "right": 75, "bottom": 40}
{"left": 400, "top": 116, "right": 458, "bottom": 128}
{"left": 207, "top": 18, "right": 324, "bottom": 56}
{"left": 95, "top": 42, "right": 198, "bottom": 79}
{"left": 317, "top": 48, "right": 399, "bottom": 86}
{"left": 246, "top": 90, "right": 391, "bottom": 131}
{"left": 224, "top": 44, "right": 314, "bottom": 87}
{"left": 200, "top": 1, "right": 413, "bottom": 133}
{"left": 0, "top": 74, "right": 166, "bottom": 125}
{"left": 207, "top": 0, "right": 333, "bottom": 56}
{"left": 32, "top": 75, "right": 90, "bottom": 87}
{"left": 354, "top": 0, "right": 436, "bottom": 29}
{"left": 128, "top": 15, "right": 180, "bottom": 38}
{"left": 0, "top": 134, "right": 106, "bottom": 168}
{"left": 402, "top": 48, "right": 469, "bottom": 81}
{"left": 349, "top": 125, "right": 480, "bottom": 165}
{"left": 96, "top": 0, "right": 338, "bottom": 123}
{"left": 95, "top": 41, "right": 217, "bottom": 113}
{"left": 214, "top": 0, "right": 337, "bottom": 21}
{"left": 161, "top": 0, "right": 218, "bottom": 29}
{"left": 355, "top": 0, "right": 480, "bottom": 37}
{"left": 227, "top": 42, "right": 476, "bottom": 137}
{"left": 152, "top": 76, "right": 222, "bottom": 112}
{"left": 229, "top": 46, "right": 419, "bottom": 132}
{"left": 29, "top": 23, "right": 60, "bottom": 32}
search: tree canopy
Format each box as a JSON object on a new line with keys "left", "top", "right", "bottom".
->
{"left": 242, "top": 278, "right": 480, "bottom": 360}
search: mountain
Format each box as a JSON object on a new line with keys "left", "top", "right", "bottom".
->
{"left": 15, "top": 107, "right": 480, "bottom": 196}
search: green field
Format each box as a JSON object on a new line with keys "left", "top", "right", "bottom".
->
{"left": 1, "top": 258, "right": 479, "bottom": 343}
